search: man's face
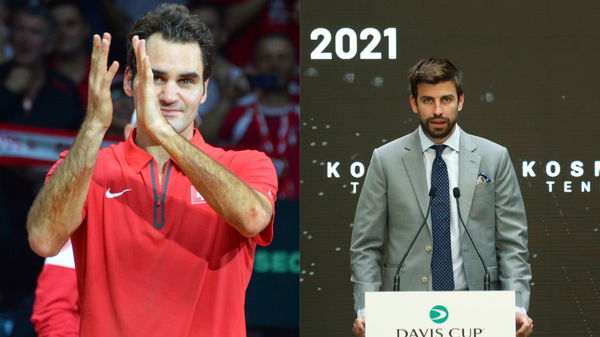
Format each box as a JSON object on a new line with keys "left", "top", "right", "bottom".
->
{"left": 51, "top": 5, "right": 89, "bottom": 55}
{"left": 409, "top": 80, "right": 464, "bottom": 143}
{"left": 11, "top": 12, "right": 49, "bottom": 66}
{"left": 125, "top": 33, "right": 207, "bottom": 139}
{"left": 254, "top": 37, "right": 295, "bottom": 85}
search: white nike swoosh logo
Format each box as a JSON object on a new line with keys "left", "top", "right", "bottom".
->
{"left": 105, "top": 188, "right": 133, "bottom": 199}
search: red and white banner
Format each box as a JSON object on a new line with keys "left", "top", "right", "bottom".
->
{"left": 0, "top": 123, "right": 117, "bottom": 166}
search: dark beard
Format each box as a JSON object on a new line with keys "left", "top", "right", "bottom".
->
{"left": 420, "top": 117, "right": 456, "bottom": 139}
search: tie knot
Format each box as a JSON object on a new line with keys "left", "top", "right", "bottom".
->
{"left": 430, "top": 144, "right": 447, "bottom": 158}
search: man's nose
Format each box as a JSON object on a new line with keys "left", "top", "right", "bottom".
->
{"left": 434, "top": 100, "right": 443, "bottom": 114}
{"left": 159, "top": 81, "right": 179, "bottom": 104}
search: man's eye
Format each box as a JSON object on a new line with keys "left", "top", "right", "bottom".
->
{"left": 153, "top": 76, "right": 165, "bottom": 83}
{"left": 179, "top": 78, "right": 194, "bottom": 85}
{"left": 423, "top": 98, "right": 432, "bottom": 103}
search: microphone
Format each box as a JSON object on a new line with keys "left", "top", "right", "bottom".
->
{"left": 394, "top": 187, "right": 437, "bottom": 291}
{"left": 453, "top": 187, "right": 490, "bottom": 291}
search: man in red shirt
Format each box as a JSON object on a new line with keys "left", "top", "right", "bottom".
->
{"left": 26, "top": 4, "right": 277, "bottom": 337}
{"left": 48, "top": 0, "right": 91, "bottom": 110}
{"left": 219, "top": 34, "right": 298, "bottom": 200}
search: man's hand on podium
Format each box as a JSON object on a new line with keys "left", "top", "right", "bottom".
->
{"left": 352, "top": 316, "right": 365, "bottom": 337}
{"left": 516, "top": 312, "right": 533, "bottom": 337}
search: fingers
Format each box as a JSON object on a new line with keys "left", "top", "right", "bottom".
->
{"left": 131, "top": 35, "right": 139, "bottom": 69}
{"left": 131, "top": 36, "right": 151, "bottom": 87}
{"left": 98, "top": 33, "right": 112, "bottom": 74}
{"left": 90, "top": 33, "right": 116, "bottom": 85}
{"left": 132, "top": 35, "right": 147, "bottom": 74}
{"left": 106, "top": 61, "right": 120, "bottom": 84}
{"left": 86, "top": 33, "right": 117, "bottom": 127}
{"left": 138, "top": 39, "right": 150, "bottom": 85}
{"left": 132, "top": 36, "right": 155, "bottom": 102}
{"left": 516, "top": 314, "right": 533, "bottom": 337}
{"left": 89, "top": 34, "right": 101, "bottom": 81}
{"left": 352, "top": 317, "right": 366, "bottom": 337}
{"left": 516, "top": 324, "right": 533, "bottom": 337}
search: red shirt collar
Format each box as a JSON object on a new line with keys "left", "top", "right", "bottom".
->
{"left": 124, "top": 128, "right": 208, "bottom": 172}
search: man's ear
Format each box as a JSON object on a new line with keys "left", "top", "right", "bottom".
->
{"left": 200, "top": 79, "right": 209, "bottom": 104}
{"left": 457, "top": 93, "right": 465, "bottom": 111}
{"left": 409, "top": 95, "right": 418, "bottom": 114}
{"left": 123, "top": 67, "right": 134, "bottom": 97}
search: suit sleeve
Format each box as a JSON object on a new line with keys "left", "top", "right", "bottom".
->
{"left": 350, "top": 148, "right": 388, "bottom": 312}
{"left": 494, "top": 148, "right": 532, "bottom": 310}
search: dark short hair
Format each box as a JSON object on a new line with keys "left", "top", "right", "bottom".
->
{"left": 407, "top": 58, "right": 463, "bottom": 98}
{"left": 126, "top": 3, "right": 215, "bottom": 81}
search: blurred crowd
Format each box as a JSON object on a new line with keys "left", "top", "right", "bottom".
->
{"left": 0, "top": 0, "right": 298, "bottom": 335}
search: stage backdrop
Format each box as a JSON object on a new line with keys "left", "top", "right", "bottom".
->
{"left": 300, "top": 1, "right": 600, "bottom": 336}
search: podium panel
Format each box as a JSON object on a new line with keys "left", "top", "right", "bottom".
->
{"left": 366, "top": 291, "right": 514, "bottom": 337}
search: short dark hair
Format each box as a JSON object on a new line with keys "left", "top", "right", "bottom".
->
{"left": 126, "top": 3, "right": 215, "bottom": 81}
{"left": 407, "top": 58, "right": 463, "bottom": 98}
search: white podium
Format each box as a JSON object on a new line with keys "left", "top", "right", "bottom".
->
{"left": 365, "top": 291, "right": 514, "bottom": 337}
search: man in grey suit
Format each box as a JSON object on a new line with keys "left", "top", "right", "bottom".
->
{"left": 350, "top": 58, "right": 533, "bottom": 337}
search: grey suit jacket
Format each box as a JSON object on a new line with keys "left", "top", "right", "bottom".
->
{"left": 350, "top": 128, "right": 531, "bottom": 312}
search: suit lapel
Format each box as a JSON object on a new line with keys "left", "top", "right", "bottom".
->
{"left": 458, "top": 131, "right": 481, "bottom": 224}
{"left": 401, "top": 130, "right": 430, "bottom": 227}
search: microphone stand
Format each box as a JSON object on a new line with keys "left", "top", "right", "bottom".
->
{"left": 453, "top": 187, "right": 490, "bottom": 290}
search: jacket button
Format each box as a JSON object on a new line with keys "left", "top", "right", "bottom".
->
{"left": 425, "top": 245, "right": 432, "bottom": 252}
{"left": 421, "top": 276, "right": 428, "bottom": 284}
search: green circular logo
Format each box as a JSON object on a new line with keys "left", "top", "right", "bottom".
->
{"left": 429, "top": 305, "right": 449, "bottom": 324}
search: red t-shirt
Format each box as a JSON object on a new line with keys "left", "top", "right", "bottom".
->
{"left": 47, "top": 129, "right": 278, "bottom": 337}
{"left": 219, "top": 99, "right": 299, "bottom": 200}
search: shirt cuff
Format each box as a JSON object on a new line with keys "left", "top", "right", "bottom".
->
{"left": 515, "top": 306, "right": 527, "bottom": 314}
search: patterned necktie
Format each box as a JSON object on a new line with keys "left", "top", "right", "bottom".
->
{"left": 430, "top": 144, "right": 455, "bottom": 291}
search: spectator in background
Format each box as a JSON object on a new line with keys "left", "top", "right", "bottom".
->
{"left": 189, "top": 1, "right": 250, "bottom": 143}
{"left": 0, "top": 0, "right": 11, "bottom": 64}
{"left": 0, "top": 3, "right": 82, "bottom": 130}
{"left": 113, "top": 0, "right": 186, "bottom": 26}
{"left": 214, "top": 0, "right": 299, "bottom": 68}
{"left": 219, "top": 34, "right": 298, "bottom": 200}
{"left": 47, "top": 0, "right": 91, "bottom": 109}
{"left": 95, "top": 0, "right": 148, "bottom": 65}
